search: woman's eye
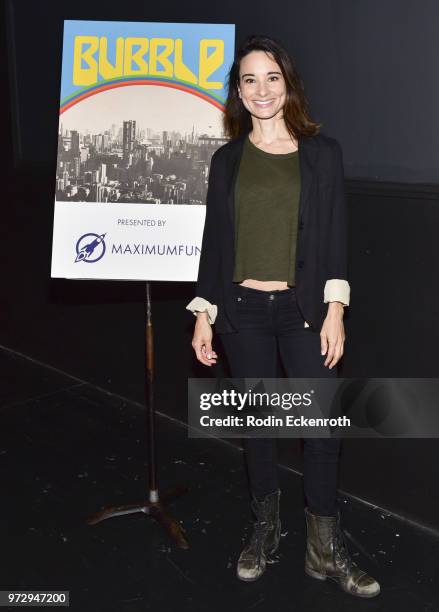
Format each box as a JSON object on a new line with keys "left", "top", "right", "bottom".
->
{"left": 244, "top": 76, "right": 279, "bottom": 83}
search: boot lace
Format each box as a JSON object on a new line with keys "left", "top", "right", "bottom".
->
{"left": 331, "top": 522, "right": 356, "bottom": 574}
{"left": 247, "top": 519, "right": 271, "bottom": 566}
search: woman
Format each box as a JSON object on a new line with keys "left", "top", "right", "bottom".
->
{"left": 186, "top": 34, "right": 380, "bottom": 598}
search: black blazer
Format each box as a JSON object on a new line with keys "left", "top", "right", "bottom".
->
{"left": 195, "top": 130, "right": 349, "bottom": 334}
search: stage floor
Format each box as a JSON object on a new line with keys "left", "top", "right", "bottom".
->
{"left": 0, "top": 346, "right": 438, "bottom": 611}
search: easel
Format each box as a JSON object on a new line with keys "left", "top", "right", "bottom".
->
{"left": 86, "top": 281, "right": 190, "bottom": 549}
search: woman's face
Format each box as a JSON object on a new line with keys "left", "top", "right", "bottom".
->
{"left": 237, "top": 50, "right": 287, "bottom": 120}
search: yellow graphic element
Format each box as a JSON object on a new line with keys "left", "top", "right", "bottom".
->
{"left": 99, "top": 37, "right": 124, "bottom": 80}
{"left": 149, "top": 38, "right": 173, "bottom": 77}
{"left": 124, "top": 37, "right": 149, "bottom": 75}
{"left": 72, "top": 36, "right": 224, "bottom": 91}
{"left": 174, "top": 39, "right": 197, "bottom": 84}
{"left": 73, "top": 36, "right": 99, "bottom": 86}
{"left": 199, "top": 40, "right": 224, "bottom": 90}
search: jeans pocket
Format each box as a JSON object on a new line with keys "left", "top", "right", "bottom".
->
{"left": 235, "top": 294, "right": 267, "bottom": 329}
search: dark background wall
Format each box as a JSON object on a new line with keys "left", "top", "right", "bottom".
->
{"left": 3, "top": 0, "right": 439, "bottom": 530}
{"left": 7, "top": 0, "right": 439, "bottom": 183}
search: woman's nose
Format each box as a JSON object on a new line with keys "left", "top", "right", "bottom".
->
{"left": 256, "top": 81, "right": 269, "bottom": 96}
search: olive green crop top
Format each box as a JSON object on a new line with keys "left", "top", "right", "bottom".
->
{"left": 232, "top": 135, "right": 300, "bottom": 286}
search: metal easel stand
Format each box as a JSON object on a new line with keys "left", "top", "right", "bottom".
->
{"left": 86, "top": 281, "right": 189, "bottom": 549}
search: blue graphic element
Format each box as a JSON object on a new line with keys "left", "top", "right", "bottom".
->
{"left": 75, "top": 232, "right": 106, "bottom": 263}
{"left": 61, "top": 20, "right": 235, "bottom": 103}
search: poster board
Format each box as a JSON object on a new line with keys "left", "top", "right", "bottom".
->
{"left": 51, "top": 20, "right": 235, "bottom": 280}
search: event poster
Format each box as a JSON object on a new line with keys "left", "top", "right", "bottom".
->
{"left": 51, "top": 20, "right": 235, "bottom": 280}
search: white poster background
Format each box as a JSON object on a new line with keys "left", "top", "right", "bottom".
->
{"left": 51, "top": 201, "right": 206, "bottom": 280}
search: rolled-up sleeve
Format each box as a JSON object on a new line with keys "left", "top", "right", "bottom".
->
{"left": 185, "top": 297, "right": 218, "bottom": 324}
{"left": 324, "top": 279, "right": 350, "bottom": 306}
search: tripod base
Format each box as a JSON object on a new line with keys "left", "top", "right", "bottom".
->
{"left": 86, "top": 485, "right": 190, "bottom": 549}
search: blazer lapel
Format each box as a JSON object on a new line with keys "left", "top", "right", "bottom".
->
{"left": 225, "top": 131, "right": 319, "bottom": 228}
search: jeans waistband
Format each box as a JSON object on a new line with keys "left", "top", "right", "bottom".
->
{"left": 232, "top": 283, "right": 296, "bottom": 299}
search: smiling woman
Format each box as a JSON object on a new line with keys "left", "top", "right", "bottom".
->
{"left": 186, "top": 34, "right": 379, "bottom": 599}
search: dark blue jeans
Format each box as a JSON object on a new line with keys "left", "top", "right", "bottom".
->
{"left": 218, "top": 282, "right": 341, "bottom": 516}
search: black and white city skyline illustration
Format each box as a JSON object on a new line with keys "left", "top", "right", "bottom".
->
{"left": 55, "top": 86, "right": 227, "bottom": 204}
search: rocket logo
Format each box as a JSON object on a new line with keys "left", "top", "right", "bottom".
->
{"left": 75, "top": 232, "right": 106, "bottom": 263}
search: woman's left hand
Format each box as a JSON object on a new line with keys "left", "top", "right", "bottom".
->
{"left": 320, "top": 302, "right": 345, "bottom": 369}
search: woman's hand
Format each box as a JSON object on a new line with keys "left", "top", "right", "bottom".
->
{"left": 320, "top": 302, "right": 345, "bottom": 369}
{"left": 191, "top": 312, "right": 218, "bottom": 366}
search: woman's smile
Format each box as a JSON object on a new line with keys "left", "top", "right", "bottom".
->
{"left": 252, "top": 99, "right": 276, "bottom": 108}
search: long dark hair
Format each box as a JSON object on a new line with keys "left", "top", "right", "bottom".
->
{"left": 223, "top": 34, "right": 321, "bottom": 141}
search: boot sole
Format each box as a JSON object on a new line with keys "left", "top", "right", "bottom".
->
{"left": 236, "top": 570, "right": 264, "bottom": 582}
{"left": 305, "top": 566, "right": 381, "bottom": 598}
{"left": 236, "top": 540, "right": 280, "bottom": 582}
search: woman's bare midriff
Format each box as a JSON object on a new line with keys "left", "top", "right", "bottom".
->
{"left": 239, "top": 279, "right": 291, "bottom": 291}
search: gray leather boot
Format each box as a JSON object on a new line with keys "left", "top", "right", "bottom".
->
{"left": 236, "top": 489, "right": 281, "bottom": 582}
{"left": 304, "top": 507, "right": 380, "bottom": 598}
